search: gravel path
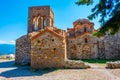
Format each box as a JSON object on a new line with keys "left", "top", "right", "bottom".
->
{"left": 0, "top": 60, "right": 120, "bottom": 80}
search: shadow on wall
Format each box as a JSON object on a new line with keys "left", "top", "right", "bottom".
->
{"left": 0, "top": 60, "right": 55, "bottom": 78}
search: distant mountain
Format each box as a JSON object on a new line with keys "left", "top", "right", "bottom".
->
{"left": 0, "top": 44, "right": 15, "bottom": 55}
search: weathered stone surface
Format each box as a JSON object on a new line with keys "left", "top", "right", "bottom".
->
{"left": 15, "top": 35, "right": 30, "bottom": 65}
{"left": 67, "top": 19, "right": 98, "bottom": 59}
{"left": 15, "top": 6, "right": 120, "bottom": 69}
{"left": 106, "top": 61, "right": 120, "bottom": 69}
{"left": 67, "top": 19, "right": 120, "bottom": 60}
{"left": 97, "top": 33, "right": 120, "bottom": 59}
{"left": 28, "top": 6, "right": 54, "bottom": 33}
{"left": 103, "top": 34, "right": 120, "bottom": 59}
{"left": 30, "top": 28, "right": 66, "bottom": 69}
{"left": 65, "top": 60, "right": 90, "bottom": 69}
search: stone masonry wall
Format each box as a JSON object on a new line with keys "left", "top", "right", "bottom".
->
{"left": 98, "top": 33, "right": 120, "bottom": 59}
{"left": 28, "top": 6, "right": 54, "bottom": 33}
{"left": 15, "top": 35, "right": 30, "bottom": 65}
{"left": 31, "top": 31, "right": 66, "bottom": 69}
{"left": 67, "top": 34, "right": 98, "bottom": 59}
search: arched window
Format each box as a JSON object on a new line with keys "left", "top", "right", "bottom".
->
{"left": 43, "top": 19, "right": 46, "bottom": 28}
{"left": 37, "top": 16, "right": 41, "bottom": 29}
{"left": 85, "top": 38, "right": 88, "bottom": 43}
{"left": 33, "top": 17, "right": 38, "bottom": 31}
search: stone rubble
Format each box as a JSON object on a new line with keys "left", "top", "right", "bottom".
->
{"left": 106, "top": 61, "right": 120, "bottom": 69}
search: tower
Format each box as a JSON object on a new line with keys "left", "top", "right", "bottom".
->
{"left": 28, "top": 6, "right": 54, "bottom": 33}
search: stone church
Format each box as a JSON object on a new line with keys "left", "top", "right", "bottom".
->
{"left": 15, "top": 6, "right": 120, "bottom": 69}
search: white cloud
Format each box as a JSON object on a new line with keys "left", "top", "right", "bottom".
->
{"left": 0, "top": 40, "right": 15, "bottom": 45}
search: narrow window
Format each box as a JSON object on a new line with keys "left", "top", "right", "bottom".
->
{"left": 33, "top": 17, "right": 38, "bottom": 31}
{"left": 43, "top": 19, "right": 46, "bottom": 28}
{"left": 84, "top": 27, "right": 86, "bottom": 32}
{"left": 38, "top": 17, "right": 41, "bottom": 29}
{"left": 53, "top": 48, "right": 56, "bottom": 52}
{"left": 37, "top": 40, "right": 40, "bottom": 43}
{"left": 85, "top": 38, "right": 88, "bottom": 43}
{"left": 39, "top": 48, "right": 41, "bottom": 50}
{"left": 52, "top": 39, "right": 54, "bottom": 42}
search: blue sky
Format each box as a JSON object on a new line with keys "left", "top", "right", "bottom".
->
{"left": 0, "top": 0, "right": 100, "bottom": 44}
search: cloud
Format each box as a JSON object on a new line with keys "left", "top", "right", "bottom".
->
{"left": 9, "top": 40, "right": 15, "bottom": 44}
{"left": 0, "top": 40, "right": 15, "bottom": 45}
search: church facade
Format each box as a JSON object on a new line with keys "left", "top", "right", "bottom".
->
{"left": 15, "top": 6, "right": 120, "bottom": 69}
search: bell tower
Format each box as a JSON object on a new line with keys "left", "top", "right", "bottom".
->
{"left": 28, "top": 6, "right": 54, "bottom": 33}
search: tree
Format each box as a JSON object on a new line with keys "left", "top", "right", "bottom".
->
{"left": 76, "top": 0, "right": 120, "bottom": 37}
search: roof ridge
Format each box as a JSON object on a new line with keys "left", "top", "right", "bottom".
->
{"left": 30, "top": 28, "right": 65, "bottom": 40}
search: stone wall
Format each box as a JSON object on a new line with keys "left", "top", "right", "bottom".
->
{"left": 67, "top": 19, "right": 99, "bottom": 60}
{"left": 67, "top": 33, "right": 98, "bottom": 59}
{"left": 31, "top": 30, "right": 67, "bottom": 69}
{"left": 28, "top": 6, "right": 54, "bottom": 33}
{"left": 67, "top": 32, "right": 120, "bottom": 60}
{"left": 67, "top": 18, "right": 120, "bottom": 60}
{"left": 97, "top": 40, "right": 106, "bottom": 59}
{"left": 98, "top": 33, "right": 120, "bottom": 59}
{"left": 15, "top": 35, "right": 30, "bottom": 65}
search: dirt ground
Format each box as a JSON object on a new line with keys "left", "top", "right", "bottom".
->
{"left": 0, "top": 60, "right": 120, "bottom": 80}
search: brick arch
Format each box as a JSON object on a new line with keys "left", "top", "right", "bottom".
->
{"left": 32, "top": 16, "right": 38, "bottom": 31}
{"left": 37, "top": 16, "right": 42, "bottom": 29}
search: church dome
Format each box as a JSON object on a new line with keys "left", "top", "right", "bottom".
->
{"left": 73, "top": 19, "right": 94, "bottom": 27}
{"left": 74, "top": 19, "right": 90, "bottom": 24}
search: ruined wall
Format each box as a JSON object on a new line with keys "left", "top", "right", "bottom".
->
{"left": 97, "top": 39, "right": 105, "bottom": 59}
{"left": 15, "top": 35, "right": 30, "bottom": 65}
{"left": 98, "top": 33, "right": 120, "bottom": 59}
{"left": 31, "top": 31, "right": 66, "bottom": 69}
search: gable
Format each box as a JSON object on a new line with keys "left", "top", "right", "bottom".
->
{"left": 30, "top": 28, "right": 65, "bottom": 41}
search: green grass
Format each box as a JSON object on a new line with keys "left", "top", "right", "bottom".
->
{"left": 81, "top": 59, "right": 119, "bottom": 64}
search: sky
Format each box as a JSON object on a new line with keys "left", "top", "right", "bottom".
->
{"left": 0, "top": 0, "right": 100, "bottom": 44}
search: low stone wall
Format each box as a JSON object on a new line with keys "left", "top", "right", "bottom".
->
{"left": 65, "top": 60, "right": 90, "bottom": 69}
{"left": 106, "top": 61, "right": 120, "bottom": 69}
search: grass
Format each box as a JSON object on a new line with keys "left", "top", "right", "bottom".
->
{"left": 81, "top": 59, "right": 119, "bottom": 64}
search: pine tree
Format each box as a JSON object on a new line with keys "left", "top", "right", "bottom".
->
{"left": 76, "top": 0, "right": 120, "bottom": 37}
